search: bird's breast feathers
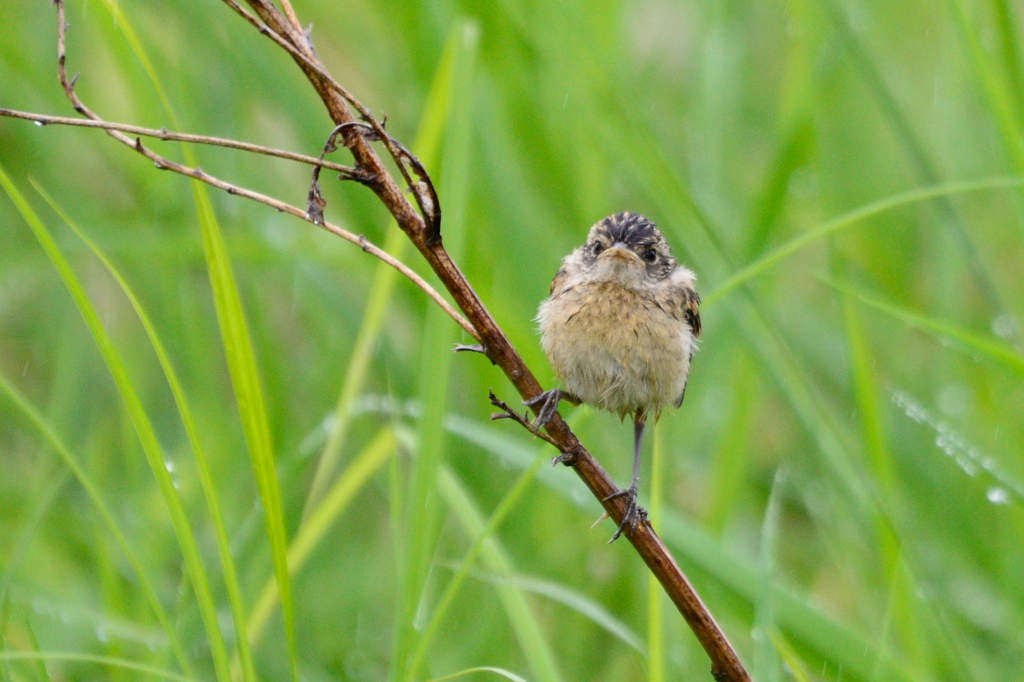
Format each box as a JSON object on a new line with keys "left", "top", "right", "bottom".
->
{"left": 537, "top": 267, "right": 698, "bottom": 417}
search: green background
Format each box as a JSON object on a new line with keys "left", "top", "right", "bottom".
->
{"left": 2, "top": 0, "right": 1023, "bottom": 680}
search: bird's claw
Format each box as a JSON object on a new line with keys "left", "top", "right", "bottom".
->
{"left": 524, "top": 388, "right": 564, "bottom": 430}
{"left": 603, "top": 486, "right": 646, "bottom": 542}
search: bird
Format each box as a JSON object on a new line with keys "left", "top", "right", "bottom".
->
{"left": 529, "top": 211, "right": 701, "bottom": 541}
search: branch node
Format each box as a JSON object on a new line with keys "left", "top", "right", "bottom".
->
{"left": 306, "top": 180, "right": 326, "bottom": 225}
{"left": 487, "top": 390, "right": 561, "bottom": 448}
{"left": 552, "top": 449, "right": 582, "bottom": 467}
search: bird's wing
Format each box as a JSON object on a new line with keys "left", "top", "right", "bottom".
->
{"left": 681, "top": 285, "right": 701, "bottom": 338}
{"left": 665, "top": 272, "right": 700, "bottom": 409}
{"left": 549, "top": 265, "right": 570, "bottom": 296}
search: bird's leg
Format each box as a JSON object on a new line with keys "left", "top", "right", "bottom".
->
{"left": 603, "top": 411, "right": 648, "bottom": 542}
{"left": 523, "top": 388, "right": 579, "bottom": 431}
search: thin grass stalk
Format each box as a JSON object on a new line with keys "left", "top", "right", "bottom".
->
{"left": 826, "top": 278, "right": 1024, "bottom": 375}
{"left": 244, "top": 429, "right": 395, "bottom": 650}
{"left": 390, "top": 22, "right": 478, "bottom": 682}
{"left": 0, "top": 652, "right": 193, "bottom": 682}
{"left": 0, "top": 166, "right": 233, "bottom": 682}
{"left": 753, "top": 470, "right": 785, "bottom": 682}
{"left": 29, "top": 180, "right": 259, "bottom": 682}
{"left": 991, "top": 0, "right": 1024, "bottom": 120}
{"left": 948, "top": 0, "right": 1024, "bottom": 157}
{"left": 706, "top": 178, "right": 1024, "bottom": 308}
{"left": 0, "top": 469, "right": 70, "bottom": 642}
{"left": 94, "top": 3, "right": 298, "bottom": 674}
{"left": 22, "top": 615, "right": 51, "bottom": 682}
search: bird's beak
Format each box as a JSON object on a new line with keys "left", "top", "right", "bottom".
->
{"left": 600, "top": 243, "right": 641, "bottom": 263}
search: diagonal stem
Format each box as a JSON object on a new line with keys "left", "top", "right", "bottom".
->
{"left": 216, "top": 3, "right": 750, "bottom": 680}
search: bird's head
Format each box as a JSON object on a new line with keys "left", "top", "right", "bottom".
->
{"left": 579, "top": 212, "right": 676, "bottom": 287}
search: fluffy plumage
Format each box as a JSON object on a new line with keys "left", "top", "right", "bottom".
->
{"left": 537, "top": 212, "right": 701, "bottom": 419}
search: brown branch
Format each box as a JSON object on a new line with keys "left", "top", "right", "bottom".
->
{"left": 42, "top": 1, "right": 477, "bottom": 343}
{"left": 217, "top": 3, "right": 751, "bottom": 680}
{"left": 32, "top": 0, "right": 749, "bottom": 678}
{"left": 486, "top": 390, "right": 561, "bottom": 449}
{"left": 0, "top": 107, "right": 366, "bottom": 177}
{"left": 220, "top": 0, "right": 440, "bottom": 236}
{"left": 276, "top": 0, "right": 304, "bottom": 38}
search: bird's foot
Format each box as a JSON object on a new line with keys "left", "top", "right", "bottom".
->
{"left": 524, "top": 388, "right": 566, "bottom": 430}
{"left": 603, "top": 486, "right": 647, "bottom": 543}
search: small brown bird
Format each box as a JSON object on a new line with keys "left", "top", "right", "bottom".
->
{"left": 529, "top": 212, "right": 701, "bottom": 541}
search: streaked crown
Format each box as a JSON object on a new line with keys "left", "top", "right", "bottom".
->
{"left": 582, "top": 211, "right": 676, "bottom": 278}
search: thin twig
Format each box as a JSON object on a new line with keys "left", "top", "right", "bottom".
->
{"left": 487, "top": 390, "right": 561, "bottom": 449}
{"left": 221, "top": 0, "right": 437, "bottom": 233}
{"left": 277, "top": 0, "right": 304, "bottom": 38}
{"left": 47, "top": 0, "right": 477, "bottom": 343}
{"left": 0, "top": 107, "right": 366, "bottom": 178}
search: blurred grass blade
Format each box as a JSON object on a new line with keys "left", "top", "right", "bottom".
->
{"left": 437, "top": 465, "right": 564, "bottom": 682}
{"left": 0, "top": 372, "right": 192, "bottom": 677}
{"left": 407, "top": 452, "right": 547, "bottom": 678}
{"left": 1, "top": 165, "right": 231, "bottom": 679}
{"left": 193, "top": 152, "right": 297, "bottom": 681}
{"left": 29, "top": 179, "right": 258, "bottom": 682}
{"left": 462, "top": 568, "right": 644, "bottom": 656}
{"left": 96, "top": 2, "right": 298, "bottom": 675}
{"left": 705, "top": 351, "right": 756, "bottom": 533}
{"left": 825, "top": 277, "right": 1024, "bottom": 376}
{"left": 768, "top": 631, "right": 813, "bottom": 682}
{"left": 991, "top": 0, "right": 1024, "bottom": 120}
{"left": 705, "top": 177, "right": 1024, "bottom": 307}
{"left": 0, "top": 652, "right": 193, "bottom": 682}
{"left": 426, "top": 667, "right": 529, "bottom": 682}
{"left": 647, "top": 422, "right": 665, "bottom": 682}
{"left": 445, "top": 415, "right": 923, "bottom": 682}
{"left": 246, "top": 428, "right": 395, "bottom": 649}
{"left": 753, "top": 470, "right": 785, "bottom": 682}
{"left": 947, "top": 0, "right": 1024, "bottom": 177}
{"left": 841, "top": 286, "right": 929, "bottom": 671}
{"left": 23, "top": 615, "right": 51, "bottom": 682}
{"left": 825, "top": 0, "right": 1015, "bottom": 319}
{"left": 392, "top": 22, "right": 479, "bottom": 682}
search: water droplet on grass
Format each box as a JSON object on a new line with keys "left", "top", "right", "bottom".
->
{"left": 987, "top": 487, "right": 1010, "bottom": 505}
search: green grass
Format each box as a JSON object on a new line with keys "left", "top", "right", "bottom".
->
{"left": 3, "top": 0, "right": 1024, "bottom": 679}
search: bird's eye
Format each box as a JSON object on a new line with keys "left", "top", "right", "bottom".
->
{"left": 593, "top": 243, "right": 604, "bottom": 255}
{"left": 643, "top": 248, "right": 657, "bottom": 263}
